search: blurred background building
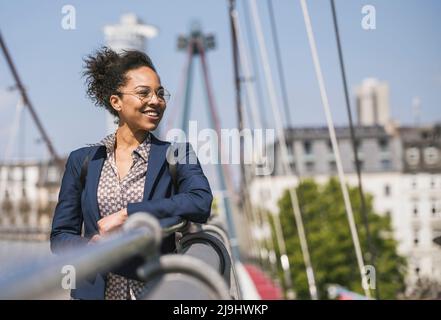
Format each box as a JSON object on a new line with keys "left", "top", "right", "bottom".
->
{"left": 249, "top": 78, "right": 441, "bottom": 291}
{"left": 0, "top": 160, "right": 62, "bottom": 241}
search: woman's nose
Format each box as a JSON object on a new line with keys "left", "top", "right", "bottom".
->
{"left": 149, "top": 93, "right": 160, "bottom": 105}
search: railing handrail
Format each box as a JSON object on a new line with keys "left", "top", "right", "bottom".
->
{"left": 0, "top": 214, "right": 234, "bottom": 300}
{"left": 0, "top": 212, "right": 162, "bottom": 299}
{"left": 138, "top": 254, "right": 231, "bottom": 300}
{"left": 162, "top": 219, "right": 188, "bottom": 236}
{"left": 177, "top": 223, "right": 242, "bottom": 300}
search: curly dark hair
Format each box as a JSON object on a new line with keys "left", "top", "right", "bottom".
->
{"left": 83, "top": 47, "right": 157, "bottom": 117}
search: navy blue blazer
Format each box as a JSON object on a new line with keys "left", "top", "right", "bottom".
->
{"left": 50, "top": 134, "right": 213, "bottom": 299}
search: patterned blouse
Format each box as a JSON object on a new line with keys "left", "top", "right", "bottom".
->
{"left": 97, "top": 131, "right": 151, "bottom": 300}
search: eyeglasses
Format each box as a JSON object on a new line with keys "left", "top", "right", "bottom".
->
{"left": 118, "top": 87, "right": 171, "bottom": 103}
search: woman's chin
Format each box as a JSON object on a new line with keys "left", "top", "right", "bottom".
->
{"left": 142, "top": 122, "right": 159, "bottom": 132}
{"left": 132, "top": 116, "right": 162, "bottom": 132}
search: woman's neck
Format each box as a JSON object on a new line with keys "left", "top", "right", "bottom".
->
{"left": 115, "top": 124, "right": 148, "bottom": 151}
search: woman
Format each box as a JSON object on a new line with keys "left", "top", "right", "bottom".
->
{"left": 50, "top": 47, "right": 213, "bottom": 300}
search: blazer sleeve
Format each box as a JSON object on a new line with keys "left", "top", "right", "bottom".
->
{"left": 126, "top": 143, "right": 213, "bottom": 223}
{"left": 50, "top": 149, "right": 89, "bottom": 254}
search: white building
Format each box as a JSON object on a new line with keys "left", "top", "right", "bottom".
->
{"left": 249, "top": 78, "right": 441, "bottom": 291}
{"left": 0, "top": 160, "right": 63, "bottom": 240}
{"left": 250, "top": 169, "right": 441, "bottom": 286}
{"left": 355, "top": 78, "right": 390, "bottom": 127}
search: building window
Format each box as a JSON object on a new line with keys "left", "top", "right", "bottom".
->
{"left": 385, "top": 210, "right": 391, "bottom": 220}
{"left": 381, "top": 159, "right": 391, "bottom": 170}
{"left": 378, "top": 138, "right": 389, "bottom": 151}
{"left": 290, "top": 162, "right": 296, "bottom": 173}
{"left": 384, "top": 184, "right": 391, "bottom": 196}
{"left": 413, "top": 204, "right": 418, "bottom": 216}
{"left": 303, "top": 141, "right": 312, "bottom": 155}
{"left": 406, "top": 147, "right": 420, "bottom": 167}
{"left": 286, "top": 144, "right": 295, "bottom": 167}
{"left": 424, "top": 146, "right": 439, "bottom": 166}
{"left": 287, "top": 143, "right": 294, "bottom": 157}
{"left": 430, "top": 177, "right": 435, "bottom": 189}
{"left": 431, "top": 200, "right": 440, "bottom": 216}
{"left": 305, "top": 161, "right": 315, "bottom": 173}
{"left": 329, "top": 160, "right": 337, "bottom": 172}
{"left": 414, "top": 229, "right": 420, "bottom": 246}
{"left": 327, "top": 139, "right": 333, "bottom": 152}
{"left": 411, "top": 177, "right": 417, "bottom": 189}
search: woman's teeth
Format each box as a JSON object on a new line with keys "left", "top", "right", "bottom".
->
{"left": 143, "top": 110, "right": 159, "bottom": 116}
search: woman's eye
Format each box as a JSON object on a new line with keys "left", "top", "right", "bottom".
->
{"left": 138, "top": 90, "right": 151, "bottom": 98}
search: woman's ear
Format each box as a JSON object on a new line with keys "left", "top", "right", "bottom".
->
{"left": 109, "top": 94, "right": 122, "bottom": 113}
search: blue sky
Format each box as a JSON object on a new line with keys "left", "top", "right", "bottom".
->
{"left": 0, "top": 0, "right": 440, "bottom": 162}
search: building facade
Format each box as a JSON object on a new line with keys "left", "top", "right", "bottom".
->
{"left": 0, "top": 160, "right": 64, "bottom": 240}
{"left": 249, "top": 123, "right": 441, "bottom": 290}
{"left": 355, "top": 78, "right": 390, "bottom": 127}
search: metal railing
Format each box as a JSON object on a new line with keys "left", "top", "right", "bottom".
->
{"left": 176, "top": 222, "right": 242, "bottom": 299}
{"left": 0, "top": 212, "right": 235, "bottom": 300}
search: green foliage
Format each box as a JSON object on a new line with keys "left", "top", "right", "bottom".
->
{"left": 269, "top": 178, "right": 407, "bottom": 299}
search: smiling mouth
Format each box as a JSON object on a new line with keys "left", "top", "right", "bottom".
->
{"left": 141, "top": 110, "right": 160, "bottom": 119}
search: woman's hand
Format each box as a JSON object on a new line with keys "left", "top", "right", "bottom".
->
{"left": 88, "top": 234, "right": 102, "bottom": 245}
{"left": 97, "top": 208, "right": 128, "bottom": 236}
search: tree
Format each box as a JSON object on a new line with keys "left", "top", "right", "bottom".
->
{"left": 270, "top": 178, "right": 406, "bottom": 299}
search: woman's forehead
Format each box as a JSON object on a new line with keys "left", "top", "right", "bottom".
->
{"left": 125, "top": 66, "right": 161, "bottom": 88}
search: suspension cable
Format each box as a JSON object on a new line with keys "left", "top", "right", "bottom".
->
{"left": 236, "top": 5, "right": 297, "bottom": 297}
{"left": 249, "top": 0, "right": 318, "bottom": 300}
{"left": 0, "top": 31, "right": 62, "bottom": 170}
{"left": 266, "top": 0, "right": 294, "bottom": 127}
{"left": 228, "top": 0, "right": 260, "bottom": 261}
{"left": 299, "top": 0, "right": 370, "bottom": 298}
{"left": 197, "top": 40, "right": 242, "bottom": 262}
{"left": 330, "top": 0, "right": 379, "bottom": 299}
{"left": 241, "top": 0, "right": 269, "bottom": 129}
{"left": 164, "top": 42, "right": 193, "bottom": 137}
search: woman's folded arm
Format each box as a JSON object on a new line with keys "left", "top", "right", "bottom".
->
{"left": 50, "top": 150, "right": 89, "bottom": 254}
{"left": 127, "top": 144, "right": 213, "bottom": 223}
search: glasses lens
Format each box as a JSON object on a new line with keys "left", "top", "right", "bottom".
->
{"left": 133, "top": 88, "right": 170, "bottom": 103}
{"left": 136, "top": 89, "right": 152, "bottom": 101}
{"left": 158, "top": 88, "right": 170, "bottom": 103}
{"left": 163, "top": 89, "right": 171, "bottom": 102}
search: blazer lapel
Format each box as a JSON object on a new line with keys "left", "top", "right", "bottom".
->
{"left": 143, "top": 133, "right": 170, "bottom": 200}
{"left": 86, "top": 146, "right": 106, "bottom": 225}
